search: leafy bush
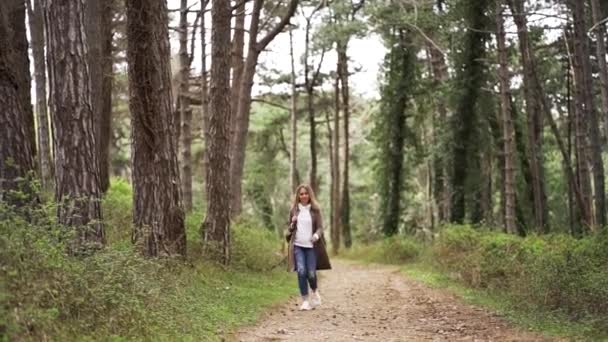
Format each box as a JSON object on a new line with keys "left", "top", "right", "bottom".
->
{"left": 1, "top": 182, "right": 294, "bottom": 340}
{"left": 431, "top": 225, "right": 608, "bottom": 330}
{"left": 342, "top": 235, "right": 421, "bottom": 264}
{"left": 231, "top": 217, "right": 285, "bottom": 271}
{"left": 102, "top": 178, "right": 133, "bottom": 245}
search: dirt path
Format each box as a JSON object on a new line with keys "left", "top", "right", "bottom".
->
{"left": 232, "top": 259, "right": 558, "bottom": 341}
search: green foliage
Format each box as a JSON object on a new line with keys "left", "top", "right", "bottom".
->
{"left": 102, "top": 178, "right": 133, "bottom": 245}
{"left": 1, "top": 182, "right": 294, "bottom": 340}
{"left": 231, "top": 217, "right": 285, "bottom": 272}
{"left": 372, "top": 27, "right": 417, "bottom": 237}
{"left": 432, "top": 225, "right": 608, "bottom": 331}
{"left": 342, "top": 236, "right": 422, "bottom": 264}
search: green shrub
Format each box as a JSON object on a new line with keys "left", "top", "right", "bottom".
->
{"left": 430, "top": 225, "right": 608, "bottom": 331}
{"left": 1, "top": 182, "right": 293, "bottom": 340}
{"left": 102, "top": 178, "right": 133, "bottom": 245}
{"left": 342, "top": 235, "right": 421, "bottom": 264}
{"left": 231, "top": 218, "right": 284, "bottom": 271}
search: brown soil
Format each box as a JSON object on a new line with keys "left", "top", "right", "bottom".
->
{"left": 231, "top": 259, "right": 560, "bottom": 342}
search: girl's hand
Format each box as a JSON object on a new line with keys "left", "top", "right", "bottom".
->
{"left": 311, "top": 233, "right": 319, "bottom": 243}
{"left": 291, "top": 216, "right": 297, "bottom": 223}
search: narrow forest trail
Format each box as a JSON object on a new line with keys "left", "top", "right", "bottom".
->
{"left": 232, "top": 260, "right": 559, "bottom": 342}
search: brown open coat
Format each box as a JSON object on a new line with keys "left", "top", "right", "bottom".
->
{"left": 285, "top": 206, "right": 331, "bottom": 272}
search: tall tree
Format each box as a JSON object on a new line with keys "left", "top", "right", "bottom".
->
{"left": 126, "top": 0, "right": 186, "bottom": 257}
{"left": 200, "top": 0, "right": 210, "bottom": 192}
{"left": 27, "top": 0, "right": 52, "bottom": 189}
{"left": 229, "top": 0, "right": 298, "bottom": 218}
{"left": 289, "top": 25, "right": 299, "bottom": 191}
{"left": 0, "top": 2, "right": 36, "bottom": 205}
{"left": 450, "top": 0, "right": 490, "bottom": 223}
{"left": 44, "top": 0, "right": 105, "bottom": 252}
{"left": 178, "top": 0, "right": 193, "bottom": 211}
{"left": 378, "top": 28, "right": 415, "bottom": 236}
{"left": 86, "top": 0, "right": 113, "bottom": 193}
{"left": 202, "top": 0, "right": 232, "bottom": 264}
{"left": 331, "top": 59, "right": 341, "bottom": 254}
{"left": 7, "top": 0, "right": 35, "bottom": 157}
{"left": 569, "top": 0, "right": 605, "bottom": 228}
{"left": 99, "top": 1, "right": 113, "bottom": 193}
{"left": 590, "top": 0, "right": 608, "bottom": 140}
{"left": 496, "top": 1, "right": 517, "bottom": 234}
{"left": 302, "top": 4, "right": 326, "bottom": 197}
{"left": 427, "top": 0, "right": 450, "bottom": 223}
{"left": 508, "top": 0, "right": 549, "bottom": 232}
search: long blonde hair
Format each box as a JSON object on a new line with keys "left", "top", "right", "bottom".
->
{"left": 291, "top": 184, "right": 320, "bottom": 211}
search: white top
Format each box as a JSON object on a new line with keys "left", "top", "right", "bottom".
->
{"left": 294, "top": 203, "right": 314, "bottom": 248}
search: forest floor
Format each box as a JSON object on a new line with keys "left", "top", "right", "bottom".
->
{"left": 231, "top": 259, "right": 559, "bottom": 342}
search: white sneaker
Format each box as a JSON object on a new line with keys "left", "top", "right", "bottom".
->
{"left": 299, "top": 300, "right": 312, "bottom": 311}
{"left": 310, "top": 291, "right": 322, "bottom": 307}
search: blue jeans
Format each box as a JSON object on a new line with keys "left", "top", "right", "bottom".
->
{"left": 294, "top": 245, "right": 317, "bottom": 297}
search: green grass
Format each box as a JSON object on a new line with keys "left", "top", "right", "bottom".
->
{"left": 402, "top": 263, "right": 605, "bottom": 341}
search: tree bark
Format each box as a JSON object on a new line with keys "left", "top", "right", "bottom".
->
{"left": 289, "top": 26, "right": 299, "bottom": 191}
{"left": 202, "top": 0, "right": 233, "bottom": 264}
{"left": 331, "top": 58, "right": 341, "bottom": 255}
{"left": 0, "top": 3, "right": 36, "bottom": 205}
{"left": 178, "top": 0, "right": 193, "bottom": 211}
{"left": 339, "top": 43, "right": 352, "bottom": 249}
{"left": 44, "top": 0, "right": 105, "bottom": 252}
{"left": 27, "top": 0, "right": 53, "bottom": 189}
{"left": 507, "top": 0, "right": 549, "bottom": 232}
{"left": 230, "top": 0, "right": 246, "bottom": 135}
{"left": 565, "top": 24, "right": 594, "bottom": 228}
{"left": 7, "top": 0, "right": 35, "bottom": 158}
{"left": 229, "top": 0, "right": 298, "bottom": 218}
{"left": 99, "top": 1, "right": 113, "bottom": 193}
{"left": 496, "top": 1, "right": 517, "bottom": 234}
{"left": 450, "top": 0, "right": 489, "bottom": 223}
{"left": 590, "top": 0, "right": 608, "bottom": 143}
{"left": 427, "top": 41, "right": 450, "bottom": 223}
{"left": 200, "top": 0, "right": 210, "bottom": 197}
{"left": 126, "top": 0, "right": 186, "bottom": 257}
{"left": 570, "top": 0, "right": 605, "bottom": 228}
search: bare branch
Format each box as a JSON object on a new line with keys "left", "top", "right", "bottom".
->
{"left": 252, "top": 98, "right": 290, "bottom": 111}
{"left": 256, "top": 0, "right": 299, "bottom": 52}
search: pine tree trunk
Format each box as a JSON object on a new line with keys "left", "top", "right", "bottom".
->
{"left": 339, "top": 44, "right": 352, "bottom": 249}
{"left": 427, "top": 42, "right": 450, "bottom": 223}
{"left": 178, "top": 0, "right": 193, "bottom": 212}
{"left": 496, "top": 1, "right": 517, "bottom": 234}
{"left": 99, "top": 1, "right": 113, "bottom": 193}
{"left": 381, "top": 29, "right": 413, "bottom": 236}
{"left": 302, "top": 16, "right": 319, "bottom": 195}
{"left": 202, "top": 0, "right": 233, "bottom": 264}
{"left": 27, "top": 0, "right": 53, "bottom": 189}
{"left": 229, "top": 0, "right": 298, "bottom": 217}
{"left": 590, "top": 0, "right": 608, "bottom": 142}
{"left": 450, "top": 0, "right": 489, "bottom": 223}
{"left": 332, "top": 60, "right": 341, "bottom": 255}
{"left": 126, "top": 0, "right": 186, "bottom": 257}
{"left": 7, "top": 0, "right": 35, "bottom": 158}
{"left": 230, "top": 0, "right": 245, "bottom": 134}
{"left": 508, "top": 0, "right": 549, "bottom": 232}
{"left": 289, "top": 27, "right": 298, "bottom": 192}
{"left": 85, "top": 0, "right": 113, "bottom": 193}
{"left": 565, "top": 27, "right": 593, "bottom": 229}
{"left": 44, "top": 0, "right": 105, "bottom": 252}
{"left": 570, "top": 0, "right": 605, "bottom": 229}
{"left": 0, "top": 3, "right": 36, "bottom": 205}
{"left": 200, "top": 0, "right": 209, "bottom": 194}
